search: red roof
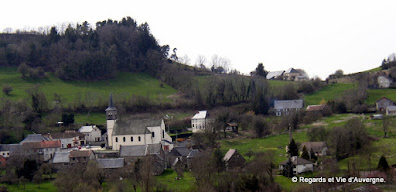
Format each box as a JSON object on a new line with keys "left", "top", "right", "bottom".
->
{"left": 69, "top": 150, "right": 92, "bottom": 158}
{"left": 306, "top": 105, "right": 325, "bottom": 111}
{"left": 22, "top": 141, "right": 61, "bottom": 149}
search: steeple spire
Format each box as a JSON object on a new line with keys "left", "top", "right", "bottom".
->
{"left": 109, "top": 93, "right": 114, "bottom": 108}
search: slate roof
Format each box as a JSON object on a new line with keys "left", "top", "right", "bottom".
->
{"left": 22, "top": 141, "right": 61, "bottom": 149}
{"left": 8, "top": 144, "right": 23, "bottom": 155}
{"left": 147, "top": 144, "right": 162, "bottom": 155}
{"left": 171, "top": 147, "right": 191, "bottom": 157}
{"left": 0, "top": 144, "right": 11, "bottom": 151}
{"left": 113, "top": 119, "right": 161, "bottom": 136}
{"left": 192, "top": 111, "right": 208, "bottom": 120}
{"left": 285, "top": 68, "right": 300, "bottom": 74}
{"left": 274, "top": 99, "right": 304, "bottom": 110}
{"left": 300, "top": 142, "right": 327, "bottom": 153}
{"left": 20, "top": 134, "right": 49, "bottom": 143}
{"left": 52, "top": 152, "right": 70, "bottom": 164}
{"left": 187, "top": 149, "right": 200, "bottom": 159}
{"left": 79, "top": 125, "right": 98, "bottom": 133}
{"left": 266, "top": 71, "right": 285, "bottom": 79}
{"left": 97, "top": 158, "right": 124, "bottom": 169}
{"left": 119, "top": 145, "right": 147, "bottom": 157}
{"left": 280, "top": 156, "right": 313, "bottom": 165}
{"left": 47, "top": 132, "right": 84, "bottom": 139}
{"left": 223, "top": 149, "right": 236, "bottom": 161}
{"left": 376, "top": 97, "right": 394, "bottom": 103}
{"left": 69, "top": 150, "right": 92, "bottom": 158}
{"left": 105, "top": 93, "right": 117, "bottom": 111}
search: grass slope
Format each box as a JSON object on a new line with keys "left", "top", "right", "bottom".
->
{"left": 304, "top": 83, "right": 355, "bottom": 106}
{"left": 0, "top": 67, "right": 176, "bottom": 105}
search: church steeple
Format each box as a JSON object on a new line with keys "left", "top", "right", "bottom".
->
{"left": 106, "top": 93, "right": 117, "bottom": 120}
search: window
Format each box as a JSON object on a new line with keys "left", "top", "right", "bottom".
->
{"left": 152, "top": 132, "right": 155, "bottom": 138}
{"left": 138, "top": 136, "right": 141, "bottom": 141}
{"left": 123, "top": 137, "right": 126, "bottom": 142}
{"left": 115, "top": 137, "right": 118, "bottom": 142}
{"left": 163, "top": 130, "right": 165, "bottom": 138}
{"left": 131, "top": 137, "right": 133, "bottom": 142}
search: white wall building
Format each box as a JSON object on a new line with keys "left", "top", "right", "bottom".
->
{"left": 191, "top": 111, "right": 210, "bottom": 133}
{"left": 386, "top": 106, "right": 396, "bottom": 116}
{"left": 79, "top": 125, "right": 101, "bottom": 143}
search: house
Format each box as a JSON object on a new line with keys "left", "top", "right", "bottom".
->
{"left": 52, "top": 151, "right": 70, "bottom": 168}
{"left": 191, "top": 110, "right": 210, "bottom": 133}
{"left": 223, "top": 149, "right": 246, "bottom": 170}
{"left": 69, "top": 150, "right": 95, "bottom": 164}
{"left": 20, "top": 134, "right": 49, "bottom": 144}
{"left": 119, "top": 144, "right": 165, "bottom": 175}
{"left": 279, "top": 156, "right": 314, "bottom": 175}
{"left": 225, "top": 122, "right": 238, "bottom": 134}
{"left": 376, "top": 97, "right": 395, "bottom": 112}
{"left": 386, "top": 106, "right": 396, "bottom": 116}
{"left": 266, "top": 71, "right": 285, "bottom": 80}
{"left": 45, "top": 132, "right": 85, "bottom": 148}
{"left": 274, "top": 99, "right": 304, "bottom": 116}
{"left": 169, "top": 147, "right": 191, "bottom": 169}
{"left": 21, "top": 141, "right": 61, "bottom": 162}
{"left": 0, "top": 144, "right": 11, "bottom": 158}
{"left": 295, "top": 75, "right": 308, "bottom": 81}
{"left": 186, "top": 149, "right": 200, "bottom": 170}
{"left": 79, "top": 125, "right": 102, "bottom": 143}
{"left": 284, "top": 68, "right": 301, "bottom": 81}
{"left": 378, "top": 76, "right": 392, "bottom": 88}
{"left": 300, "top": 142, "right": 328, "bottom": 156}
{"left": 105, "top": 94, "right": 173, "bottom": 151}
{"left": 306, "top": 105, "right": 325, "bottom": 112}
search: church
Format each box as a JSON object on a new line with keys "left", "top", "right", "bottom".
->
{"left": 105, "top": 94, "right": 173, "bottom": 151}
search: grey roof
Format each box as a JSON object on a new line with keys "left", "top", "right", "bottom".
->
{"left": 274, "top": 99, "right": 304, "bottom": 110}
{"left": 171, "top": 147, "right": 191, "bottom": 157}
{"left": 280, "top": 156, "right": 313, "bottom": 165}
{"left": 0, "top": 144, "right": 11, "bottom": 151}
{"left": 147, "top": 144, "right": 162, "bottom": 155}
{"left": 8, "top": 144, "right": 23, "bottom": 155}
{"left": 285, "top": 68, "right": 299, "bottom": 74}
{"left": 300, "top": 142, "right": 327, "bottom": 152}
{"left": 187, "top": 149, "right": 200, "bottom": 158}
{"left": 20, "top": 134, "right": 49, "bottom": 144}
{"left": 119, "top": 145, "right": 147, "bottom": 157}
{"left": 52, "top": 152, "right": 70, "bottom": 164}
{"left": 223, "top": 149, "right": 236, "bottom": 161}
{"left": 97, "top": 158, "right": 124, "bottom": 169}
{"left": 266, "top": 71, "right": 285, "bottom": 79}
{"left": 113, "top": 119, "right": 162, "bottom": 136}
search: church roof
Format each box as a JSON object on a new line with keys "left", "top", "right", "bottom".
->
{"left": 147, "top": 144, "right": 162, "bottom": 155}
{"left": 113, "top": 119, "right": 162, "bottom": 136}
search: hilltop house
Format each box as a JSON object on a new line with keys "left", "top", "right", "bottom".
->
{"left": 274, "top": 99, "right": 304, "bottom": 116}
{"left": 191, "top": 110, "right": 211, "bottom": 133}
{"left": 376, "top": 97, "right": 395, "bottom": 112}
{"left": 105, "top": 94, "right": 173, "bottom": 151}
{"left": 223, "top": 149, "right": 246, "bottom": 170}
{"left": 284, "top": 68, "right": 301, "bottom": 81}
{"left": 79, "top": 125, "right": 102, "bottom": 143}
{"left": 378, "top": 76, "right": 392, "bottom": 88}
{"left": 266, "top": 71, "right": 285, "bottom": 80}
{"left": 279, "top": 156, "right": 314, "bottom": 175}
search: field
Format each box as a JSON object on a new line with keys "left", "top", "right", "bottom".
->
{"left": 0, "top": 67, "right": 177, "bottom": 106}
{"left": 303, "top": 83, "right": 356, "bottom": 106}
{"left": 367, "top": 88, "right": 396, "bottom": 104}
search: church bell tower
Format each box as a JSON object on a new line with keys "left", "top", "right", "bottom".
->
{"left": 106, "top": 93, "right": 117, "bottom": 148}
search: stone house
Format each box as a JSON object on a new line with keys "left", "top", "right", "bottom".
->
{"left": 0, "top": 145, "right": 10, "bottom": 158}
{"left": 21, "top": 141, "right": 61, "bottom": 162}
{"left": 119, "top": 144, "right": 165, "bottom": 175}
{"left": 223, "top": 149, "right": 246, "bottom": 170}
{"left": 378, "top": 76, "right": 392, "bottom": 88}
{"left": 376, "top": 97, "right": 395, "bottom": 112}
{"left": 274, "top": 99, "right": 304, "bottom": 116}
{"left": 69, "top": 150, "right": 95, "bottom": 164}
{"left": 300, "top": 142, "right": 328, "bottom": 156}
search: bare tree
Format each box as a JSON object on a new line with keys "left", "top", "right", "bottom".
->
{"left": 196, "top": 55, "right": 207, "bottom": 69}
{"left": 180, "top": 54, "right": 191, "bottom": 65}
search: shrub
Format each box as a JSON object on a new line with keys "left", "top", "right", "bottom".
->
{"left": 2, "top": 84, "right": 13, "bottom": 95}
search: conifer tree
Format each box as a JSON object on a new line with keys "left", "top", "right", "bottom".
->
{"left": 288, "top": 139, "right": 299, "bottom": 157}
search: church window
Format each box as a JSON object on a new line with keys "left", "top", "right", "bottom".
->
{"left": 138, "top": 136, "right": 141, "bottom": 141}
{"left": 152, "top": 132, "right": 155, "bottom": 137}
{"left": 115, "top": 137, "right": 118, "bottom": 142}
{"left": 123, "top": 137, "right": 126, "bottom": 142}
{"left": 131, "top": 137, "right": 133, "bottom": 142}
{"left": 163, "top": 130, "right": 164, "bottom": 138}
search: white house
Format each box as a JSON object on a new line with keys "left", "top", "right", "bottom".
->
{"left": 79, "top": 125, "right": 102, "bottom": 143}
{"left": 191, "top": 111, "right": 210, "bottom": 133}
{"left": 386, "top": 106, "right": 396, "bottom": 116}
{"left": 105, "top": 94, "right": 173, "bottom": 151}
{"left": 274, "top": 99, "right": 304, "bottom": 116}
{"left": 279, "top": 156, "right": 314, "bottom": 175}
{"left": 378, "top": 76, "right": 392, "bottom": 88}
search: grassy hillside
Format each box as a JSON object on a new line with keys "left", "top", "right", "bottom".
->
{"left": 303, "top": 83, "right": 356, "bottom": 106}
{"left": 366, "top": 89, "right": 396, "bottom": 104}
{"left": 0, "top": 67, "right": 177, "bottom": 106}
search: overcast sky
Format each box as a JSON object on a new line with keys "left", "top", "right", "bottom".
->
{"left": 2, "top": 0, "right": 396, "bottom": 79}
